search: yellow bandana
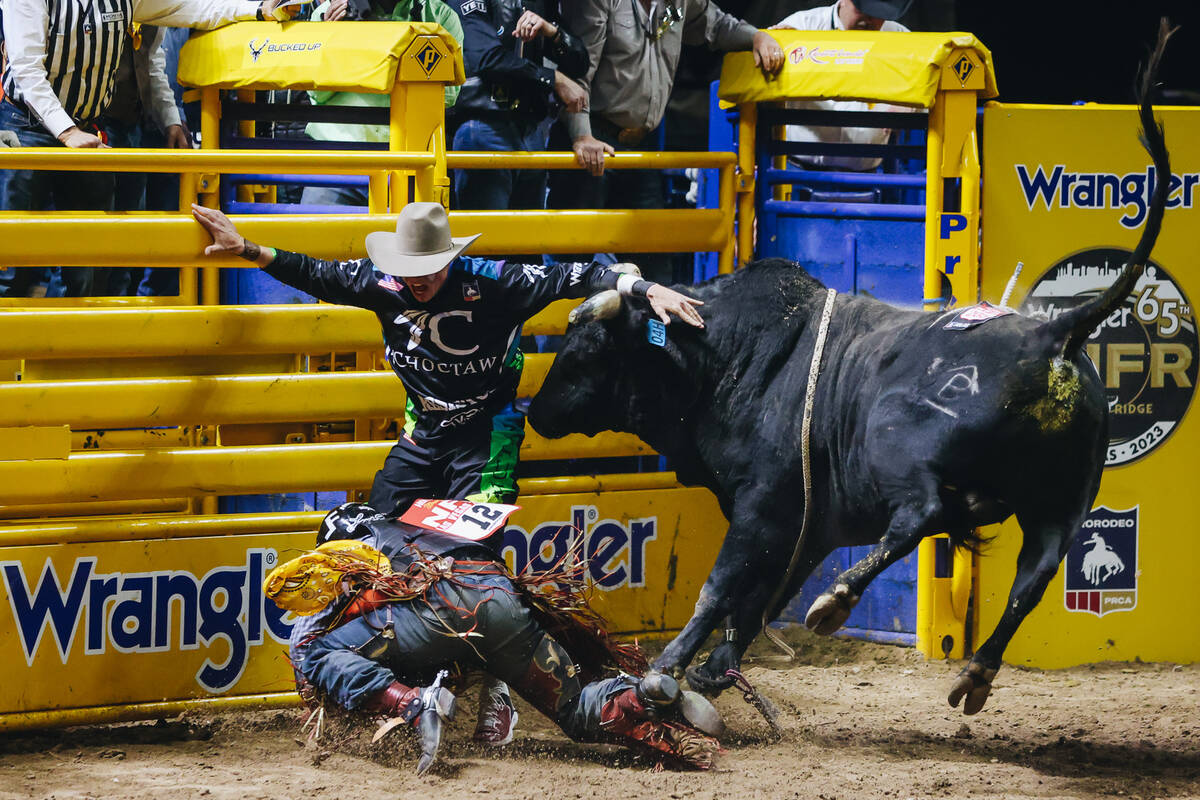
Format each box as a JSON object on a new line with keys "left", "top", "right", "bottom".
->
{"left": 263, "top": 540, "right": 392, "bottom": 616}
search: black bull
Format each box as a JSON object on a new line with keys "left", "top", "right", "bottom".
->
{"left": 528, "top": 31, "right": 1172, "bottom": 716}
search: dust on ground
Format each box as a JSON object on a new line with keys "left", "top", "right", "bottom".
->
{"left": 2, "top": 627, "right": 1197, "bottom": 800}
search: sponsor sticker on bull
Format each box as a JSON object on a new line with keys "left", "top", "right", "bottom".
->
{"left": 1022, "top": 249, "right": 1196, "bottom": 466}
{"left": 501, "top": 506, "right": 656, "bottom": 591}
{"left": 943, "top": 301, "right": 1013, "bottom": 330}
{"left": 1064, "top": 506, "right": 1138, "bottom": 617}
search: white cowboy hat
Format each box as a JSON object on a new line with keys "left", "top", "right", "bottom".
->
{"left": 364, "top": 202, "right": 481, "bottom": 277}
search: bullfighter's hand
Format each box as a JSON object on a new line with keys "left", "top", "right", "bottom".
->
{"left": 752, "top": 31, "right": 785, "bottom": 76}
{"left": 191, "top": 203, "right": 245, "bottom": 256}
{"left": 573, "top": 135, "right": 614, "bottom": 177}
{"left": 647, "top": 285, "right": 705, "bottom": 329}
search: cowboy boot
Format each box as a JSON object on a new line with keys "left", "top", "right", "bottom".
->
{"left": 598, "top": 676, "right": 721, "bottom": 770}
{"left": 364, "top": 677, "right": 457, "bottom": 775}
{"left": 636, "top": 671, "right": 724, "bottom": 738}
{"left": 414, "top": 684, "right": 457, "bottom": 775}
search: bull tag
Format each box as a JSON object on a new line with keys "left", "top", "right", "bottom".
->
{"left": 400, "top": 498, "right": 521, "bottom": 540}
{"left": 943, "top": 301, "right": 1014, "bottom": 331}
{"left": 647, "top": 319, "right": 667, "bottom": 347}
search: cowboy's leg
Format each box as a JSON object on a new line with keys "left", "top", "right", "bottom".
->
{"left": 367, "top": 432, "right": 440, "bottom": 517}
{"left": 442, "top": 416, "right": 526, "bottom": 742}
{"left": 464, "top": 572, "right": 721, "bottom": 762}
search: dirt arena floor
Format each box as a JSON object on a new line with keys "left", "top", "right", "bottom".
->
{"left": 2, "top": 627, "right": 1197, "bottom": 800}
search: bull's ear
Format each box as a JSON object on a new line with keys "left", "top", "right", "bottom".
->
{"left": 568, "top": 289, "right": 623, "bottom": 325}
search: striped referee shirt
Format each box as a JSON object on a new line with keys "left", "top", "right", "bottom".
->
{"left": 1, "top": 0, "right": 260, "bottom": 138}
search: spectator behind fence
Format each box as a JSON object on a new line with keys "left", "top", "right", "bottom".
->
{"left": 448, "top": 1, "right": 587, "bottom": 212}
{"left": 137, "top": 26, "right": 194, "bottom": 297}
{"left": 772, "top": 0, "right": 912, "bottom": 173}
{"left": 300, "top": 0, "right": 463, "bottom": 209}
{"left": 0, "top": 0, "right": 291, "bottom": 298}
{"left": 101, "top": 24, "right": 192, "bottom": 296}
{"left": 546, "top": 0, "right": 784, "bottom": 284}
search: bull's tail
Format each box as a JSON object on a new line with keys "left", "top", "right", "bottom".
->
{"left": 1043, "top": 19, "right": 1176, "bottom": 360}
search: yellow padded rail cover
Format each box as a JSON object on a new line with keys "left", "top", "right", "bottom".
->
{"left": 178, "top": 21, "right": 464, "bottom": 92}
{"left": 718, "top": 30, "right": 997, "bottom": 108}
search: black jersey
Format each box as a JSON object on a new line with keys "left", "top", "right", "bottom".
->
{"left": 265, "top": 252, "right": 617, "bottom": 443}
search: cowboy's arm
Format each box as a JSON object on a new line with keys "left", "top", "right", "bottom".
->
{"left": 131, "top": 0, "right": 261, "bottom": 29}
{"left": 191, "top": 204, "right": 391, "bottom": 310}
{"left": 493, "top": 259, "right": 704, "bottom": 327}
{"left": 301, "top": 632, "right": 397, "bottom": 710}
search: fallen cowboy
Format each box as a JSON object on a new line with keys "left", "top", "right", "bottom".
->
{"left": 262, "top": 501, "right": 724, "bottom": 774}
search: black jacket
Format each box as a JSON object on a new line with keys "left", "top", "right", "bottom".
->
{"left": 451, "top": 0, "right": 588, "bottom": 122}
{"left": 368, "top": 516, "right": 499, "bottom": 563}
{"left": 264, "top": 252, "right": 619, "bottom": 444}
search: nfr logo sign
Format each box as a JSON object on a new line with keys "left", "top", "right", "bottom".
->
{"left": 412, "top": 42, "right": 443, "bottom": 76}
{"left": 1064, "top": 506, "right": 1138, "bottom": 617}
{"left": 501, "top": 507, "right": 657, "bottom": 590}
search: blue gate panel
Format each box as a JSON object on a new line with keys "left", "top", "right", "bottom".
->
{"left": 760, "top": 217, "right": 924, "bottom": 307}
{"left": 779, "top": 551, "right": 918, "bottom": 644}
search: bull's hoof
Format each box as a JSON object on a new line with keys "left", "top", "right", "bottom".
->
{"left": 947, "top": 663, "right": 998, "bottom": 715}
{"left": 685, "top": 665, "right": 735, "bottom": 697}
{"left": 804, "top": 584, "right": 859, "bottom": 635}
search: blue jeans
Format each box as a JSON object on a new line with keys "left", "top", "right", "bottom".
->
{"left": 0, "top": 100, "right": 114, "bottom": 297}
{"left": 452, "top": 116, "right": 548, "bottom": 211}
{"left": 299, "top": 568, "right": 632, "bottom": 739}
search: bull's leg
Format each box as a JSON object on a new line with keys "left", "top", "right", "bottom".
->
{"left": 949, "top": 511, "right": 1076, "bottom": 715}
{"left": 805, "top": 494, "right": 943, "bottom": 636}
{"left": 686, "top": 548, "right": 827, "bottom": 694}
{"left": 652, "top": 510, "right": 780, "bottom": 684}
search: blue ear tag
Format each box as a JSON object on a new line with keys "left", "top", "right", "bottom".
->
{"left": 647, "top": 319, "right": 667, "bottom": 347}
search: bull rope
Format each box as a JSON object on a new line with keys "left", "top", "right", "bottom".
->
{"left": 760, "top": 287, "right": 838, "bottom": 655}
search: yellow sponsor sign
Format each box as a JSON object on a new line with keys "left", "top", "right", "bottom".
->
{"left": 977, "top": 103, "right": 1200, "bottom": 667}
{"left": 179, "top": 21, "right": 464, "bottom": 92}
{"left": 719, "top": 30, "right": 997, "bottom": 108}
{"left": 0, "top": 488, "right": 725, "bottom": 719}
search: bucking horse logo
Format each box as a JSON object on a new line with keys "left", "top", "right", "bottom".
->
{"left": 249, "top": 38, "right": 269, "bottom": 62}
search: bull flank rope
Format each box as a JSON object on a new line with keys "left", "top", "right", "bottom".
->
{"left": 761, "top": 287, "right": 838, "bottom": 656}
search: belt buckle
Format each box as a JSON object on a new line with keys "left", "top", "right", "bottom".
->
{"left": 617, "top": 127, "right": 646, "bottom": 146}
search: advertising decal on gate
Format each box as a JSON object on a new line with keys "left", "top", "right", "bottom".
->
{"left": 0, "top": 488, "right": 724, "bottom": 717}
{"left": 978, "top": 103, "right": 1200, "bottom": 668}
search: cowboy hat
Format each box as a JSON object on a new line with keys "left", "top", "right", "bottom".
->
{"left": 365, "top": 202, "right": 481, "bottom": 277}
{"left": 853, "top": 0, "right": 912, "bottom": 20}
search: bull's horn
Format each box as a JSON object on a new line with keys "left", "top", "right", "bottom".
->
{"left": 609, "top": 262, "right": 642, "bottom": 277}
{"left": 569, "top": 289, "right": 622, "bottom": 325}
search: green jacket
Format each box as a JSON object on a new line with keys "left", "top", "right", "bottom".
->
{"left": 307, "top": 0, "right": 463, "bottom": 143}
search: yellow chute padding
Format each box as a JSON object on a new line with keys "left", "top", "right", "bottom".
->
{"left": 264, "top": 540, "right": 392, "bottom": 616}
{"left": 178, "top": 21, "right": 464, "bottom": 93}
{"left": 718, "top": 30, "right": 997, "bottom": 108}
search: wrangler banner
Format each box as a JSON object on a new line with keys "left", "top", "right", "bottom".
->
{"left": 976, "top": 103, "right": 1199, "bottom": 668}
{"left": 0, "top": 488, "right": 724, "bottom": 727}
